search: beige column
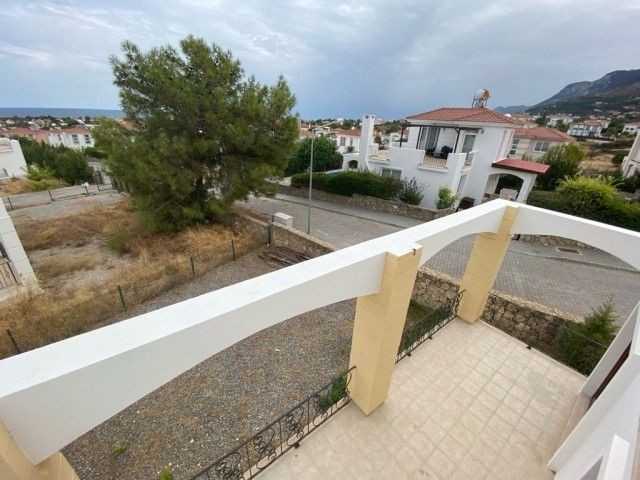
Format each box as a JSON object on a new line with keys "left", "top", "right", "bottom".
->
{"left": 458, "top": 206, "right": 519, "bottom": 323}
{"left": 0, "top": 421, "right": 79, "bottom": 480}
{"left": 349, "top": 245, "right": 422, "bottom": 415}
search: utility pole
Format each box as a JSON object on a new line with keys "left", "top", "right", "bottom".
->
{"left": 307, "top": 133, "right": 315, "bottom": 234}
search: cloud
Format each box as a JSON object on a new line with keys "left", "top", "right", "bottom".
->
{"left": 0, "top": 0, "right": 638, "bottom": 116}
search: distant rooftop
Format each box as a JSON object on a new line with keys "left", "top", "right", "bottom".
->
{"left": 514, "top": 126, "right": 574, "bottom": 142}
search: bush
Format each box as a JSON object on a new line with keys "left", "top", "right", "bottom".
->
{"left": 554, "top": 300, "right": 617, "bottom": 375}
{"left": 317, "top": 373, "right": 348, "bottom": 412}
{"left": 290, "top": 171, "right": 403, "bottom": 200}
{"left": 84, "top": 146, "right": 108, "bottom": 159}
{"left": 158, "top": 469, "right": 173, "bottom": 480}
{"left": 285, "top": 137, "right": 343, "bottom": 175}
{"left": 436, "top": 186, "right": 456, "bottom": 209}
{"left": 537, "top": 144, "right": 584, "bottom": 190}
{"left": 556, "top": 176, "right": 617, "bottom": 216}
{"left": 398, "top": 177, "right": 424, "bottom": 205}
{"left": 528, "top": 186, "right": 640, "bottom": 232}
{"left": 25, "top": 164, "right": 55, "bottom": 181}
{"left": 53, "top": 150, "right": 93, "bottom": 184}
{"left": 611, "top": 152, "right": 625, "bottom": 165}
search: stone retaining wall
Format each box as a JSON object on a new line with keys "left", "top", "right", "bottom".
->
{"left": 234, "top": 212, "right": 583, "bottom": 355}
{"left": 518, "top": 234, "right": 592, "bottom": 249}
{"left": 412, "top": 266, "right": 582, "bottom": 354}
{"left": 277, "top": 184, "right": 453, "bottom": 222}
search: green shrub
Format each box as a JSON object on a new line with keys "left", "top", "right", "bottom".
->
{"left": 611, "top": 152, "right": 625, "bottom": 165}
{"left": 53, "top": 150, "right": 93, "bottom": 184}
{"left": 317, "top": 374, "right": 348, "bottom": 412}
{"left": 292, "top": 171, "right": 403, "bottom": 200}
{"left": 554, "top": 300, "right": 617, "bottom": 375}
{"left": 556, "top": 176, "right": 617, "bottom": 216}
{"left": 398, "top": 177, "right": 424, "bottom": 205}
{"left": 113, "top": 443, "right": 127, "bottom": 455}
{"left": 537, "top": 144, "right": 584, "bottom": 190}
{"left": 84, "top": 146, "right": 108, "bottom": 159}
{"left": 158, "top": 468, "right": 173, "bottom": 480}
{"left": 25, "top": 164, "right": 55, "bottom": 181}
{"left": 436, "top": 186, "right": 456, "bottom": 209}
{"left": 285, "top": 137, "right": 343, "bottom": 175}
{"left": 106, "top": 230, "right": 132, "bottom": 255}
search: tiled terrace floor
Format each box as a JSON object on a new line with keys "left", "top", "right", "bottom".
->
{"left": 261, "top": 319, "right": 586, "bottom": 480}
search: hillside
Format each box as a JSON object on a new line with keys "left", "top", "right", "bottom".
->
{"left": 494, "top": 105, "right": 529, "bottom": 114}
{"left": 527, "top": 69, "right": 640, "bottom": 115}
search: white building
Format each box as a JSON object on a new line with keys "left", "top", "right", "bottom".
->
{"left": 547, "top": 114, "right": 573, "bottom": 128}
{"left": 0, "top": 138, "right": 27, "bottom": 178}
{"left": 621, "top": 131, "right": 640, "bottom": 179}
{"left": 353, "top": 108, "right": 547, "bottom": 209}
{"left": 331, "top": 128, "right": 361, "bottom": 153}
{"left": 508, "top": 126, "right": 574, "bottom": 160}
{"left": 568, "top": 119, "right": 609, "bottom": 138}
{"left": 622, "top": 122, "right": 640, "bottom": 135}
{"left": 47, "top": 127, "right": 95, "bottom": 150}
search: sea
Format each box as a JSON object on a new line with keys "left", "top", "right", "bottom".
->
{"left": 0, "top": 107, "right": 124, "bottom": 118}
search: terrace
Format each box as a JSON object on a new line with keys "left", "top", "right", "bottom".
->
{"left": 1, "top": 200, "right": 639, "bottom": 480}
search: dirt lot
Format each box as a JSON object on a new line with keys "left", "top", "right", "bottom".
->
{"left": 582, "top": 153, "right": 617, "bottom": 175}
{"left": 1, "top": 196, "right": 263, "bottom": 358}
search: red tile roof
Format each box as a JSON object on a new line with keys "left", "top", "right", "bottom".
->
{"left": 333, "top": 128, "right": 361, "bottom": 137}
{"left": 514, "top": 126, "right": 573, "bottom": 142}
{"left": 492, "top": 158, "right": 549, "bottom": 175}
{"left": 407, "top": 107, "right": 519, "bottom": 125}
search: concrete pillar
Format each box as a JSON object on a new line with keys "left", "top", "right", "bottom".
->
{"left": 0, "top": 421, "right": 78, "bottom": 480}
{"left": 457, "top": 206, "right": 519, "bottom": 323}
{"left": 349, "top": 245, "right": 422, "bottom": 415}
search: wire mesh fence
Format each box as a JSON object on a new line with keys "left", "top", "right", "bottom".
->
{"left": 1, "top": 234, "right": 266, "bottom": 358}
{"left": 3, "top": 183, "right": 116, "bottom": 211}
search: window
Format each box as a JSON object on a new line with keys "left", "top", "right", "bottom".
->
{"left": 381, "top": 168, "right": 401, "bottom": 180}
{"left": 461, "top": 134, "right": 476, "bottom": 154}
{"left": 84, "top": 135, "right": 91, "bottom": 143}
{"left": 509, "top": 138, "right": 520, "bottom": 155}
{"left": 339, "top": 136, "right": 346, "bottom": 146}
{"left": 71, "top": 134, "right": 79, "bottom": 144}
{"left": 57, "top": 135, "right": 62, "bottom": 141}
{"left": 349, "top": 138, "right": 354, "bottom": 147}
{"left": 533, "top": 141, "right": 549, "bottom": 152}
{"left": 418, "top": 126, "right": 440, "bottom": 152}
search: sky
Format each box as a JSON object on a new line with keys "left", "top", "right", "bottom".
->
{"left": 0, "top": 0, "right": 639, "bottom": 119}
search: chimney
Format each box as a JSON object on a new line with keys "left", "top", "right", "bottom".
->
{"left": 358, "top": 114, "right": 376, "bottom": 170}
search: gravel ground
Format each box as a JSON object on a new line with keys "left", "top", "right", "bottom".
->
{"left": 63, "top": 248, "right": 356, "bottom": 480}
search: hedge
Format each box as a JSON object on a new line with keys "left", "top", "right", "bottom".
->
{"left": 528, "top": 189, "right": 640, "bottom": 232}
{"left": 290, "top": 171, "right": 403, "bottom": 200}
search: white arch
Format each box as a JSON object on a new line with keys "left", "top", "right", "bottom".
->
{"left": 0, "top": 200, "right": 639, "bottom": 463}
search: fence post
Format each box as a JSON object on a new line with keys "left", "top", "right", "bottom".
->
{"left": 6, "top": 196, "right": 12, "bottom": 210}
{"left": 117, "top": 285, "right": 127, "bottom": 311}
{"left": 6, "top": 329, "right": 20, "bottom": 354}
{"left": 48, "top": 189, "right": 54, "bottom": 202}
{"left": 190, "top": 256, "right": 195, "bottom": 278}
{"left": 267, "top": 224, "right": 272, "bottom": 245}
{"left": 231, "top": 239, "right": 237, "bottom": 260}
{"left": 84, "top": 184, "right": 90, "bottom": 196}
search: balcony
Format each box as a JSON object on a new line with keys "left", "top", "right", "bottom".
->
{"left": 261, "top": 318, "right": 586, "bottom": 479}
{"left": 0, "top": 200, "right": 639, "bottom": 480}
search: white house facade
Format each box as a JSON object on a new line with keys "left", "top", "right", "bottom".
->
{"left": 353, "top": 108, "right": 547, "bottom": 209}
{"left": 331, "top": 128, "right": 361, "bottom": 153}
{"left": 508, "top": 126, "right": 574, "bottom": 160}
{"left": 623, "top": 122, "right": 640, "bottom": 135}
{"left": 47, "top": 128, "right": 95, "bottom": 150}
{"left": 621, "top": 131, "right": 640, "bottom": 179}
{"left": 568, "top": 119, "right": 609, "bottom": 138}
{"left": 0, "top": 138, "right": 27, "bottom": 178}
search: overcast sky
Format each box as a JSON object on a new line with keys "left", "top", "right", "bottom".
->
{"left": 1, "top": 0, "right": 638, "bottom": 119}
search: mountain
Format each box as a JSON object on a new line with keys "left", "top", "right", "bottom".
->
{"left": 494, "top": 105, "right": 529, "bottom": 114}
{"left": 527, "top": 69, "right": 640, "bottom": 115}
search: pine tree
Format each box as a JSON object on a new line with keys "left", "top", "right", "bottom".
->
{"left": 95, "top": 36, "right": 298, "bottom": 231}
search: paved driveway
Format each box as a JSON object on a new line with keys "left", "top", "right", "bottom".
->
{"left": 242, "top": 194, "right": 640, "bottom": 322}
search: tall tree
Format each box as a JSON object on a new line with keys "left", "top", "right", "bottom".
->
{"left": 95, "top": 36, "right": 298, "bottom": 231}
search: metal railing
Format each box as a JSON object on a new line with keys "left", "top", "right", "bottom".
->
{"left": 396, "top": 290, "right": 464, "bottom": 362}
{"left": 189, "top": 367, "right": 355, "bottom": 480}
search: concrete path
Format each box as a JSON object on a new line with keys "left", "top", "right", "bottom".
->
{"left": 242, "top": 194, "right": 640, "bottom": 322}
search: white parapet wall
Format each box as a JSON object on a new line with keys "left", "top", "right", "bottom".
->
{"left": 0, "top": 201, "right": 36, "bottom": 287}
{"left": 0, "top": 200, "right": 639, "bottom": 466}
{"left": 0, "top": 138, "right": 27, "bottom": 178}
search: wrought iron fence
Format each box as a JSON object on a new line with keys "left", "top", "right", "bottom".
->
{"left": 396, "top": 290, "right": 464, "bottom": 362}
{"left": 189, "top": 367, "right": 355, "bottom": 480}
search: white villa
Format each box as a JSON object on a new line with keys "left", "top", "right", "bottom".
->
{"left": 330, "top": 128, "right": 361, "bottom": 153}
{"left": 623, "top": 122, "right": 640, "bottom": 135}
{"left": 47, "top": 127, "right": 95, "bottom": 150}
{"left": 509, "top": 126, "right": 574, "bottom": 161}
{"left": 354, "top": 108, "right": 548, "bottom": 209}
{"left": 0, "top": 138, "right": 27, "bottom": 178}
{"left": 621, "top": 131, "right": 640, "bottom": 179}
{"left": 568, "top": 119, "right": 609, "bottom": 138}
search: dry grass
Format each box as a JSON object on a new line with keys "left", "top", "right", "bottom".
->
{"left": 36, "top": 254, "right": 101, "bottom": 282}
{"left": 0, "top": 200, "right": 264, "bottom": 358}
{"left": 0, "top": 178, "right": 32, "bottom": 195}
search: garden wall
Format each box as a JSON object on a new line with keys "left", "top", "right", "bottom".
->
{"left": 237, "top": 213, "right": 584, "bottom": 355}
{"left": 518, "top": 234, "right": 593, "bottom": 249}
{"left": 277, "top": 184, "right": 453, "bottom": 222}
